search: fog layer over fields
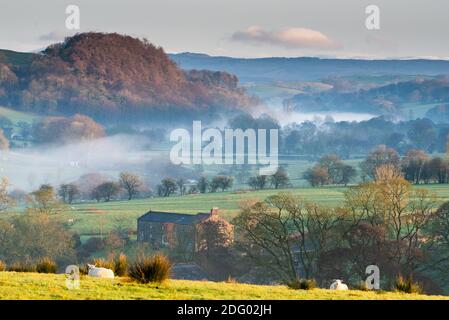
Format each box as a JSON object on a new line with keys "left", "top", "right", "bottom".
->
{"left": 0, "top": 135, "right": 161, "bottom": 191}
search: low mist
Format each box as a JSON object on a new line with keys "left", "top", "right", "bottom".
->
{"left": 1, "top": 134, "right": 166, "bottom": 192}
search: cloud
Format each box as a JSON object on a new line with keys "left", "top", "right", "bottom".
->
{"left": 0, "top": 41, "right": 42, "bottom": 52}
{"left": 39, "top": 31, "right": 71, "bottom": 42}
{"left": 231, "top": 26, "right": 339, "bottom": 50}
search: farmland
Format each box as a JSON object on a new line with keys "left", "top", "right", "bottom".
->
{"left": 0, "top": 106, "right": 39, "bottom": 124}
{"left": 62, "top": 184, "right": 449, "bottom": 235}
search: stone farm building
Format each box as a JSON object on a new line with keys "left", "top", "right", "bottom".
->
{"left": 137, "top": 208, "right": 219, "bottom": 252}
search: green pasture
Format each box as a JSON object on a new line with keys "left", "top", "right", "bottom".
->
{"left": 61, "top": 184, "right": 449, "bottom": 236}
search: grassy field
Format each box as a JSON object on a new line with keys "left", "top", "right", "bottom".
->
{"left": 64, "top": 184, "right": 449, "bottom": 235}
{"left": 0, "top": 272, "right": 446, "bottom": 300}
{"left": 0, "top": 106, "right": 39, "bottom": 124}
{"left": 64, "top": 186, "right": 349, "bottom": 234}
{"left": 0, "top": 49, "right": 34, "bottom": 67}
{"left": 400, "top": 102, "right": 439, "bottom": 119}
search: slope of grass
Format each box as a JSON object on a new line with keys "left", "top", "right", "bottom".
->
{"left": 0, "top": 106, "right": 40, "bottom": 124}
{"left": 0, "top": 49, "right": 34, "bottom": 67}
{"left": 65, "top": 186, "right": 348, "bottom": 234}
{"left": 0, "top": 272, "right": 446, "bottom": 300}
{"left": 65, "top": 184, "right": 449, "bottom": 235}
{"left": 400, "top": 102, "right": 440, "bottom": 119}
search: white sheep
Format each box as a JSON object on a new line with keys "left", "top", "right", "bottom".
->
{"left": 330, "top": 279, "right": 348, "bottom": 290}
{"left": 87, "top": 264, "right": 114, "bottom": 279}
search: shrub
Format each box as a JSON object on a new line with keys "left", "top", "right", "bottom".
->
{"left": 93, "top": 258, "right": 114, "bottom": 270}
{"left": 394, "top": 275, "right": 422, "bottom": 294}
{"left": 82, "top": 237, "right": 105, "bottom": 254}
{"left": 7, "top": 261, "right": 36, "bottom": 273}
{"left": 287, "top": 278, "right": 317, "bottom": 290}
{"left": 84, "top": 253, "right": 128, "bottom": 277}
{"left": 36, "top": 257, "right": 58, "bottom": 274}
{"left": 226, "top": 276, "right": 238, "bottom": 284}
{"left": 113, "top": 253, "right": 128, "bottom": 277}
{"left": 128, "top": 254, "right": 172, "bottom": 284}
{"left": 105, "top": 231, "right": 126, "bottom": 251}
{"left": 354, "top": 280, "right": 370, "bottom": 291}
{"left": 79, "top": 264, "right": 89, "bottom": 275}
{"left": 0, "top": 260, "right": 6, "bottom": 271}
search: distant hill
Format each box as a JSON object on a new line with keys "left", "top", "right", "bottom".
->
{"left": 425, "top": 103, "right": 449, "bottom": 123}
{"left": 0, "top": 49, "right": 34, "bottom": 67}
{"left": 288, "top": 76, "right": 449, "bottom": 115}
{"left": 0, "top": 33, "right": 256, "bottom": 123}
{"left": 170, "top": 53, "right": 449, "bottom": 83}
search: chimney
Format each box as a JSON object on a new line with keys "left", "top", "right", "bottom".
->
{"left": 210, "top": 207, "right": 219, "bottom": 215}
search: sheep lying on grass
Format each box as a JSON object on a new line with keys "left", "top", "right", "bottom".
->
{"left": 87, "top": 264, "right": 114, "bottom": 279}
{"left": 330, "top": 279, "right": 348, "bottom": 290}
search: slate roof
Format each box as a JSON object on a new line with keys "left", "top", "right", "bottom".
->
{"left": 137, "top": 210, "right": 211, "bottom": 225}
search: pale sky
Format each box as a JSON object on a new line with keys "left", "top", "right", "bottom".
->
{"left": 0, "top": 0, "right": 448, "bottom": 58}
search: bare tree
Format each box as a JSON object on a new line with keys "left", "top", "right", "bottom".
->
{"left": 344, "top": 165, "right": 435, "bottom": 279}
{"left": 234, "top": 193, "right": 345, "bottom": 281}
{"left": 0, "top": 129, "right": 9, "bottom": 150}
{"left": 92, "top": 182, "right": 121, "bottom": 202}
{"left": 0, "top": 177, "right": 13, "bottom": 212}
{"left": 360, "top": 145, "right": 400, "bottom": 180}
{"left": 176, "top": 177, "right": 186, "bottom": 196}
{"left": 119, "top": 172, "right": 143, "bottom": 200}
{"left": 248, "top": 175, "right": 268, "bottom": 190}
{"left": 401, "top": 149, "right": 429, "bottom": 184}
{"left": 211, "top": 176, "right": 233, "bottom": 192}
{"left": 197, "top": 176, "right": 209, "bottom": 194}
{"left": 159, "top": 178, "right": 177, "bottom": 197}
{"left": 303, "top": 165, "right": 330, "bottom": 187}
{"left": 270, "top": 167, "right": 290, "bottom": 189}
{"left": 58, "top": 183, "right": 80, "bottom": 204}
{"left": 28, "top": 184, "right": 64, "bottom": 214}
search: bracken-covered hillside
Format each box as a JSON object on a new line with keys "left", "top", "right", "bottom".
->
{"left": 0, "top": 33, "right": 256, "bottom": 122}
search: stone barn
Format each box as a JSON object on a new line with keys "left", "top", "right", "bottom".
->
{"left": 137, "top": 209, "right": 219, "bottom": 252}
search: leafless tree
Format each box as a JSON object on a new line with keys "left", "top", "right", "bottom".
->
{"left": 119, "top": 172, "right": 143, "bottom": 200}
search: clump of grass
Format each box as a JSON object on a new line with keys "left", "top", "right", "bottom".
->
{"left": 79, "top": 264, "right": 89, "bottom": 275}
{"left": 226, "top": 275, "right": 238, "bottom": 284}
{"left": 7, "top": 261, "right": 36, "bottom": 273}
{"left": 354, "top": 280, "right": 371, "bottom": 291}
{"left": 394, "top": 275, "right": 422, "bottom": 294}
{"left": 88, "top": 254, "right": 128, "bottom": 277}
{"left": 0, "top": 260, "right": 6, "bottom": 271}
{"left": 287, "top": 278, "right": 317, "bottom": 290}
{"left": 36, "top": 257, "right": 57, "bottom": 274}
{"left": 112, "top": 253, "right": 128, "bottom": 277}
{"left": 93, "top": 258, "right": 114, "bottom": 270}
{"left": 128, "top": 254, "right": 172, "bottom": 284}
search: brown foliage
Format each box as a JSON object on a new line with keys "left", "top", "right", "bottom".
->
{"left": 1, "top": 33, "right": 255, "bottom": 120}
{"left": 128, "top": 254, "right": 172, "bottom": 284}
{"left": 0, "top": 177, "right": 13, "bottom": 212}
{"left": 0, "top": 129, "right": 9, "bottom": 150}
{"left": 34, "top": 114, "right": 105, "bottom": 144}
{"left": 197, "top": 215, "right": 234, "bottom": 256}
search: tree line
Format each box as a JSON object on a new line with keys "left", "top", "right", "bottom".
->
{"left": 156, "top": 175, "right": 234, "bottom": 197}
{"left": 303, "top": 144, "right": 449, "bottom": 187}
